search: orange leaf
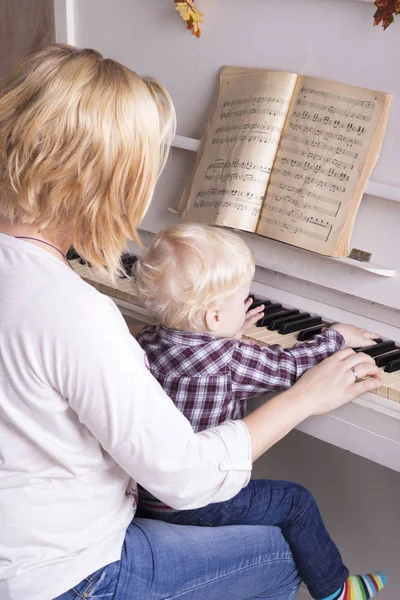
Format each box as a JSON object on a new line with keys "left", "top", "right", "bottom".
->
{"left": 175, "top": 0, "right": 203, "bottom": 37}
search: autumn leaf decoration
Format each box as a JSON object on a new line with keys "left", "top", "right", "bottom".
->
{"left": 373, "top": 0, "right": 400, "bottom": 29}
{"left": 175, "top": 0, "right": 203, "bottom": 38}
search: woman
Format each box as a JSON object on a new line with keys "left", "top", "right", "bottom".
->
{"left": 0, "top": 45, "right": 381, "bottom": 600}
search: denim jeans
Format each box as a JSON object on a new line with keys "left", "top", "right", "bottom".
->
{"left": 137, "top": 480, "right": 349, "bottom": 599}
{"left": 55, "top": 517, "right": 299, "bottom": 600}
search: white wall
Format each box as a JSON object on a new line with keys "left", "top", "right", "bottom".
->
{"left": 67, "top": 0, "right": 400, "bottom": 316}
{"left": 73, "top": 0, "right": 400, "bottom": 185}
{"left": 72, "top": 3, "right": 400, "bottom": 598}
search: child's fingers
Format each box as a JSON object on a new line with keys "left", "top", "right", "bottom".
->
{"left": 246, "top": 305, "right": 264, "bottom": 318}
{"left": 245, "top": 297, "right": 255, "bottom": 310}
{"left": 243, "top": 313, "right": 261, "bottom": 331}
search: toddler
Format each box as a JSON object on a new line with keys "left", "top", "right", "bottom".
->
{"left": 134, "top": 223, "right": 386, "bottom": 600}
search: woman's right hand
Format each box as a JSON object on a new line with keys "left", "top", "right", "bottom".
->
{"left": 293, "top": 347, "right": 383, "bottom": 417}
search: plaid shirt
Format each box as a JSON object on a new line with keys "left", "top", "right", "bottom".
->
{"left": 136, "top": 325, "right": 344, "bottom": 511}
{"left": 136, "top": 325, "right": 345, "bottom": 432}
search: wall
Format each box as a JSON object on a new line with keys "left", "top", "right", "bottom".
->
{"left": 70, "top": 2, "right": 400, "bottom": 598}
{"left": 68, "top": 0, "right": 400, "bottom": 318}
{"left": 0, "top": 0, "right": 54, "bottom": 85}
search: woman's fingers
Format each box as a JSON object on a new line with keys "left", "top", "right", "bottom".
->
{"left": 346, "top": 361, "right": 383, "bottom": 382}
{"left": 362, "top": 330, "right": 380, "bottom": 340}
{"left": 353, "top": 376, "right": 384, "bottom": 396}
{"left": 333, "top": 348, "right": 376, "bottom": 366}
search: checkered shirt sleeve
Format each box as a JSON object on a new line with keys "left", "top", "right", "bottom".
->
{"left": 231, "top": 329, "right": 345, "bottom": 399}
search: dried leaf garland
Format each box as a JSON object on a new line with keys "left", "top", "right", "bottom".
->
{"left": 374, "top": 0, "right": 400, "bottom": 29}
{"left": 175, "top": 0, "right": 203, "bottom": 38}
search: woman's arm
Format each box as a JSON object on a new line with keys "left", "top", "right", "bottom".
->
{"left": 60, "top": 298, "right": 381, "bottom": 509}
{"left": 244, "top": 348, "right": 382, "bottom": 461}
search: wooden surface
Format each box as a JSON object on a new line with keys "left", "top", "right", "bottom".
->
{"left": 0, "top": 0, "right": 55, "bottom": 86}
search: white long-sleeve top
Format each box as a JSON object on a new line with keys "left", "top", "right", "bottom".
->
{"left": 0, "top": 234, "right": 252, "bottom": 600}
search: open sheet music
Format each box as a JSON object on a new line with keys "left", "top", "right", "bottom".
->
{"left": 180, "top": 67, "right": 392, "bottom": 257}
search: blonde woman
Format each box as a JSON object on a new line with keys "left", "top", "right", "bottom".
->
{"left": 0, "top": 45, "right": 382, "bottom": 600}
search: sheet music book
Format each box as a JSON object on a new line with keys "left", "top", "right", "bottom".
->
{"left": 180, "top": 67, "right": 392, "bottom": 257}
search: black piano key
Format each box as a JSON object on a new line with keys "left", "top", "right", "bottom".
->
{"left": 250, "top": 299, "right": 271, "bottom": 311}
{"left": 355, "top": 341, "right": 396, "bottom": 358}
{"left": 257, "top": 304, "right": 284, "bottom": 327}
{"left": 375, "top": 351, "right": 400, "bottom": 368}
{"left": 66, "top": 246, "right": 80, "bottom": 261}
{"left": 263, "top": 303, "right": 282, "bottom": 315}
{"left": 257, "top": 310, "right": 299, "bottom": 329}
{"left": 269, "top": 311, "right": 310, "bottom": 331}
{"left": 385, "top": 358, "right": 400, "bottom": 373}
{"left": 297, "top": 324, "right": 325, "bottom": 341}
{"left": 279, "top": 316, "right": 322, "bottom": 335}
{"left": 120, "top": 253, "right": 138, "bottom": 278}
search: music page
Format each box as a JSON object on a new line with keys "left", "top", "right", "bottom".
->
{"left": 256, "top": 76, "right": 391, "bottom": 255}
{"left": 181, "top": 66, "right": 298, "bottom": 231}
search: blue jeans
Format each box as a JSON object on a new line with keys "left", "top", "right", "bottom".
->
{"left": 55, "top": 517, "right": 299, "bottom": 599}
{"left": 137, "top": 480, "right": 349, "bottom": 599}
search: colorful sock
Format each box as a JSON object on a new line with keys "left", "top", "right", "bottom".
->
{"left": 321, "top": 573, "right": 388, "bottom": 600}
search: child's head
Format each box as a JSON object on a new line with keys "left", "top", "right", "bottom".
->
{"left": 134, "top": 223, "right": 255, "bottom": 337}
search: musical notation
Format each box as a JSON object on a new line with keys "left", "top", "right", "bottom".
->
{"left": 196, "top": 188, "right": 264, "bottom": 205}
{"left": 273, "top": 168, "right": 347, "bottom": 193}
{"left": 276, "top": 157, "right": 350, "bottom": 181}
{"left": 297, "top": 99, "right": 372, "bottom": 122}
{"left": 212, "top": 134, "right": 280, "bottom": 146}
{"left": 291, "top": 111, "right": 366, "bottom": 136}
{"left": 214, "top": 124, "right": 282, "bottom": 136}
{"left": 266, "top": 193, "right": 340, "bottom": 218}
{"left": 258, "top": 215, "right": 332, "bottom": 242}
{"left": 205, "top": 171, "right": 268, "bottom": 184}
{"left": 287, "top": 122, "right": 362, "bottom": 148}
{"left": 282, "top": 137, "right": 357, "bottom": 166}
{"left": 194, "top": 197, "right": 260, "bottom": 218}
{"left": 222, "top": 97, "right": 290, "bottom": 108}
{"left": 183, "top": 66, "right": 388, "bottom": 257}
{"left": 299, "top": 86, "right": 376, "bottom": 110}
{"left": 220, "top": 107, "right": 286, "bottom": 119}
{"left": 204, "top": 158, "right": 271, "bottom": 185}
{"left": 212, "top": 123, "right": 283, "bottom": 147}
{"left": 205, "top": 158, "right": 271, "bottom": 174}
{"left": 257, "top": 81, "right": 379, "bottom": 250}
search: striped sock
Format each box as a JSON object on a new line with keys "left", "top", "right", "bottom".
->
{"left": 322, "top": 573, "right": 388, "bottom": 600}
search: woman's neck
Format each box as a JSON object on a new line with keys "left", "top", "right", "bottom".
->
{"left": 0, "top": 217, "right": 71, "bottom": 263}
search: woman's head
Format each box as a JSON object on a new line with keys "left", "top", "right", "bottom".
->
{"left": 134, "top": 223, "right": 255, "bottom": 335}
{"left": 0, "top": 44, "right": 175, "bottom": 275}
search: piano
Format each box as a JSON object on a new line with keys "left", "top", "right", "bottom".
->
{"left": 69, "top": 249, "right": 400, "bottom": 473}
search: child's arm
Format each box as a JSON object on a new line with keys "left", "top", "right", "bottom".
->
{"left": 230, "top": 329, "right": 345, "bottom": 398}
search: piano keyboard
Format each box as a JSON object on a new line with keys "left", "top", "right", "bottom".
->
{"left": 70, "top": 254, "right": 400, "bottom": 405}
{"left": 69, "top": 251, "right": 400, "bottom": 471}
{"left": 244, "top": 295, "right": 400, "bottom": 404}
{"left": 70, "top": 256, "right": 141, "bottom": 305}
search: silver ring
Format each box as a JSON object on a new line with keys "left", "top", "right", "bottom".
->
{"left": 351, "top": 368, "right": 358, "bottom": 382}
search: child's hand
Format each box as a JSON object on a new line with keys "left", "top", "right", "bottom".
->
{"left": 233, "top": 298, "right": 265, "bottom": 340}
{"left": 329, "top": 323, "right": 380, "bottom": 348}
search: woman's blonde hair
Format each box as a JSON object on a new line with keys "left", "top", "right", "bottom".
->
{"left": 0, "top": 44, "right": 175, "bottom": 275}
{"left": 134, "top": 223, "right": 255, "bottom": 330}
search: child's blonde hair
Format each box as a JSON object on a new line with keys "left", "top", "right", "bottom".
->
{"left": 0, "top": 44, "right": 175, "bottom": 276}
{"left": 134, "top": 223, "right": 255, "bottom": 330}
